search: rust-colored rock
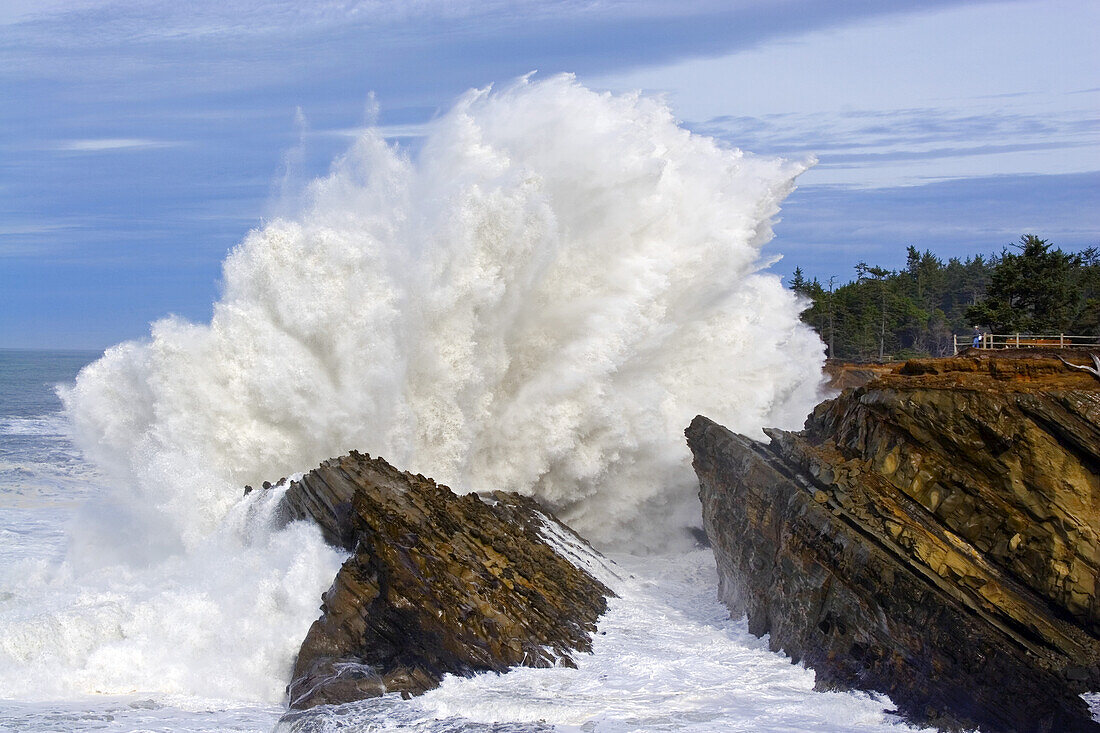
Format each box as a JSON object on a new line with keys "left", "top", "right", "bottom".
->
{"left": 277, "top": 451, "right": 612, "bottom": 709}
{"left": 688, "top": 350, "right": 1100, "bottom": 732}
{"left": 822, "top": 360, "right": 895, "bottom": 391}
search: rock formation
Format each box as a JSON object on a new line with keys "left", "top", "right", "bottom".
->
{"left": 822, "top": 359, "right": 895, "bottom": 391}
{"left": 276, "top": 451, "right": 612, "bottom": 709}
{"left": 688, "top": 350, "right": 1100, "bottom": 732}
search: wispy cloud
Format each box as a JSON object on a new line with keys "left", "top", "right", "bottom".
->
{"left": 0, "top": 222, "right": 75, "bottom": 235}
{"left": 53, "top": 137, "right": 178, "bottom": 152}
{"left": 818, "top": 140, "right": 1097, "bottom": 168}
{"left": 767, "top": 171, "right": 1100, "bottom": 283}
{"left": 0, "top": 0, "right": 997, "bottom": 102}
{"left": 1, "top": 0, "right": 1094, "bottom": 348}
{"left": 595, "top": 1, "right": 1100, "bottom": 188}
{"left": 694, "top": 107, "right": 1100, "bottom": 155}
{"left": 317, "top": 123, "right": 431, "bottom": 139}
{"left": 0, "top": 1, "right": 989, "bottom": 43}
{"left": 689, "top": 106, "right": 1100, "bottom": 186}
{"left": 0, "top": 220, "right": 83, "bottom": 257}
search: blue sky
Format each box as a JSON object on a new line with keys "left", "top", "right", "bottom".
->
{"left": 1, "top": 0, "right": 1097, "bottom": 349}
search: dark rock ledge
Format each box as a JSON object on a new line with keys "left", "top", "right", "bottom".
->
{"left": 274, "top": 450, "right": 612, "bottom": 710}
{"left": 687, "top": 353, "right": 1100, "bottom": 733}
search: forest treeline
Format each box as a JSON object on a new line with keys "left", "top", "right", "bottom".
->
{"left": 789, "top": 235, "right": 1100, "bottom": 361}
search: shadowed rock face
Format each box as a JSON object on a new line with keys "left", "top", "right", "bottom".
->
{"left": 687, "top": 352, "right": 1100, "bottom": 733}
{"left": 277, "top": 451, "right": 612, "bottom": 710}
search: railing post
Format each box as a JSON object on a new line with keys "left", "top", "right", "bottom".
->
{"left": 1060, "top": 333, "right": 1064, "bottom": 348}
{"left": 953, "top": 334, "right": 957, "bottom": 355}
{"left": 1015, "top": 333, "right": 1020, "bottom": 347}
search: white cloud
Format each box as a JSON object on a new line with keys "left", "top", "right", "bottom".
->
{"left": 54, "top": 138, "right": 178, "bottom": 152}
{"left": 317, "top": 123, "right": 430, "bottom": 139}
{"left": 0, "top": 1, "right": 742, "bottom": 37}
{"left": 0, "top": 0, "right": 103, "bottom": 26}
{"left": 590, "top": 0, "right": 1100, "bottom": 187}
{"left": 0, "top": 222, "right": 74, "bottom": 235}
{"left": 691, "top": 105, "right": 1100, "bottom": 187}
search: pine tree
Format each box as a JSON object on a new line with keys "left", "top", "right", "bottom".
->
{"left": 966, "top": 235, "right": 1081, "bottom": 333}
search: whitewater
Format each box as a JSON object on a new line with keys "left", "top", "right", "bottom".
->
{"left": 0, "top": 76, "right": 923, "bottom": 731}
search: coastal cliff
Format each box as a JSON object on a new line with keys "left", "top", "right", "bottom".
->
{"left": 275, "top": 451, "right": 611, "bottom": 709}
{"left": 687, "top": 351, "right": 1100, "bottom": 732}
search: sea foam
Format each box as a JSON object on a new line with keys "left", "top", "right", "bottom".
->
{"left": 63, "top": 74, "right": 824, "bottom": 551}
{"left": 2, "top": 75, "right": 825, "bottom": 704}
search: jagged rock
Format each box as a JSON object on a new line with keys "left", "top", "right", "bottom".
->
{"left": 823, "top": 360, "right": 895, "bottom": 391}
{"left": 276, "top": 451, "right": 612, "bottom": 710}
{"left": 687, "top": 351, "right": 1100, "bottom": 732}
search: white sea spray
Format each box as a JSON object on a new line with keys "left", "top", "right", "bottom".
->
{"left": 63, "top": 74, "right": 825, "bottom": 553}
{"left": 1, "top": 74, "right": 828, "bottom": 706}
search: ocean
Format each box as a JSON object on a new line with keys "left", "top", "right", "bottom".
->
{"left": 0, "top": 355, "right": 921, "bottom": 732}
{"left": 3, "top": 76, "right": 926, "bottom": 732}
{"left": 0, "top": 350, "right": 101, "bottom": 568}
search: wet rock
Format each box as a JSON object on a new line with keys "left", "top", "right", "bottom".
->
{"left": 276, "top": 451, "right": 612, "bottom": 710}
{"left": 687, "top": 351, "right": 1100, "bottom": 732}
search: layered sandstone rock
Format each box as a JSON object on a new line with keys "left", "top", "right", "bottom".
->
{"left": 822, "top": 359, "right": 895, "bottom": 391}
{"left": 277, "top": 451, "right": 612, "bottom": 709}
{"left": 688, "top": 350, "right": 1100, "bottom": 732}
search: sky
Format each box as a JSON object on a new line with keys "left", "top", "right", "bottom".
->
{"left": 1, "top": 0, "right": 1097, "bottom": 349}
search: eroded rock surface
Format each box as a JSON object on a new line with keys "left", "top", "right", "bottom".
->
{"left": 822, "top": 359, "right": 895, "bottom": 391}
{"left": 688, "top": 351, "right": 1100, "bottom": 732}
{"left": 277, "top": 451, "right": 611, "bottom": 709}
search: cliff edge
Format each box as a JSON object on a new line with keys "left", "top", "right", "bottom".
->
{"left": 687, "top": 350, "right": 1100, "bottom": 732}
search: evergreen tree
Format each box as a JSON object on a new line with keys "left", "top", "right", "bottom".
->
{"left": 790, "top": 266, "right": 808, "bottom": 293}
{"left": 856, "top": 263, "right": 892, "bottom": 361}
{"left": 788, "top": 235, "right": 1095, "bottom": 361}
{"left": 1073, "top": 247, "right": 1100, "bottom": 335}
{"left": 966, "top": 236, "right": 1081, "bottom": 333}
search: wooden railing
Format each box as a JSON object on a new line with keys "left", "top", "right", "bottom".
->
{"left": 953, "top": 333, "right": 1099, "bottom": 355}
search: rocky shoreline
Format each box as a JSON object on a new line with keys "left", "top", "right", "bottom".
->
{"left": 266, "top": 349, "right": 1100, "bottom": 730}
{"left": 272, "top": 451, "right": 612, "bottom": 709}
{"left": 688, "top": 350, "right": 1100, "bottom": 732}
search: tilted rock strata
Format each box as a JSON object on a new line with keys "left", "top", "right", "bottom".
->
{"left": 687, "top": 352, "right": 1100, "bottom": 732}
{"left": 276, "top": 451, "right": 612, "bottom": 709}
{"left": 819, "top": 353, "right": 1100, "bottom": 633}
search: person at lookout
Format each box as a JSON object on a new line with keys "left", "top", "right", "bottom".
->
{"left": 973, "top": 332, "right": 982, "bottom": 349}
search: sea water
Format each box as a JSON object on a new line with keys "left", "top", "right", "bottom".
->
{"left": 0, "top": 356, "right": 912, "bottom": 731}
{"left": 2, "top": 77, "right": 926, "bottom": 731}
{"left": 0, "top": 349, "right": 294, "bottom": 732}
